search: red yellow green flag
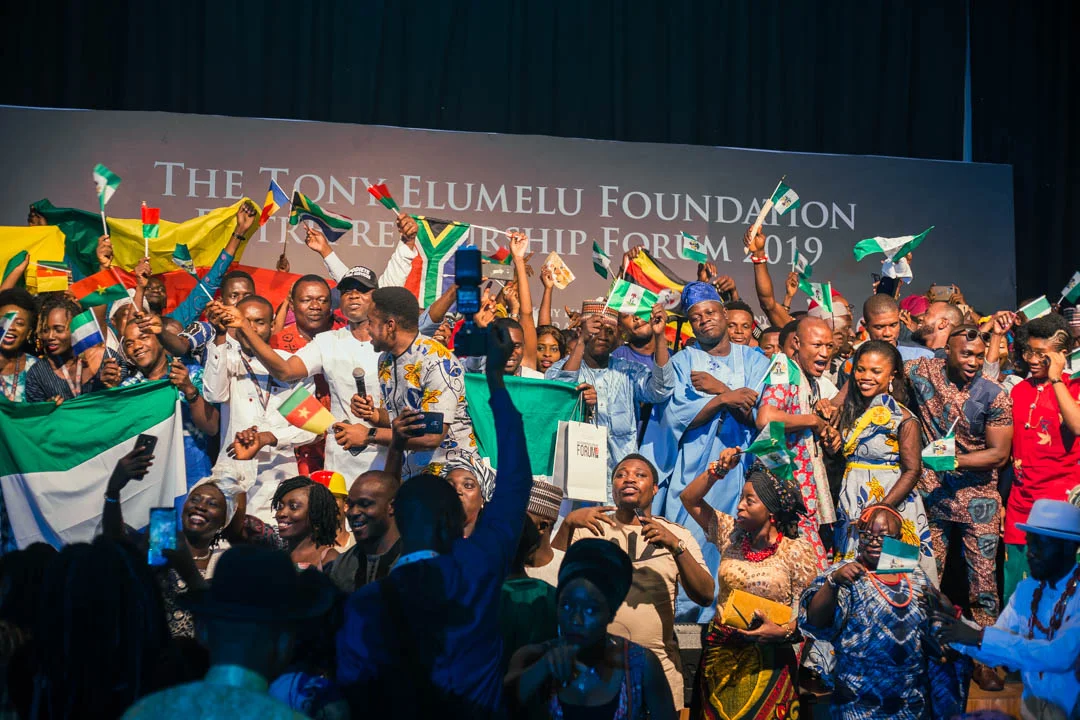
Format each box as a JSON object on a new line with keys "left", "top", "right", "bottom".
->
{"left": 277, "top": 386, "right": 335, "bottom": 434}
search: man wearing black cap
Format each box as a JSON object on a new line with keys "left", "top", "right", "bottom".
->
{"left": 230, "top": 265, "right": 386, "bottom": 481}
{"left": 124, "top": 545, "right": 334, "bottom": 719}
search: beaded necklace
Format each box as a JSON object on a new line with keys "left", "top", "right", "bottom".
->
{"left": 741, "top": 533, "right": 782, "bottom": 562}
{"left": 868, "top": 571, "right": 913, "bottom": 608}
{"left": 1028, "top": 564, "right": 1080, "bottom": 640}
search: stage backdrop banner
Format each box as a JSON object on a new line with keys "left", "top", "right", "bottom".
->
{"left": 0, "top": 106, "right": 1016, "bottom": 318}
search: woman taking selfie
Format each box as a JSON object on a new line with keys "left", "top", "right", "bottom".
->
{"left": 680, "top": 452, "right": 816, "bottom": 719}
{"left": 505, "top": 539, "right": 674, "bottom": 719}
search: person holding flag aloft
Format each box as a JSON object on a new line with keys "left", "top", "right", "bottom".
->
{"left": 24, "top": 294, "right": 123, "bottom": 402}
{"left": 904, "top": 323, "right": 1013, "bottom": 691}
{"left": 640, "top": 281, "right": 770, "bottom": 621}
{"left": 757, "top": 316, "right": 842, "bottom": 570}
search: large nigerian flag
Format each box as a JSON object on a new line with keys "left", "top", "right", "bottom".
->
{"left": 464, "top": 374, "right": 583, "bottom": 476}
{"left": 0, "top": 381, "right": 186, "bottom": 548}
{"left": 412, "top": 216, "right": 472, "bottom": 307}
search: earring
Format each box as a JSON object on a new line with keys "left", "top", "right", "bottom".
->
{"left": 888, "top": 380, "right": 893, "bottom": 393}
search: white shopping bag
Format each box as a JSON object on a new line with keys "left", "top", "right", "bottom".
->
{"left": 551, "top": 420, "right": 609, "bottom": 503}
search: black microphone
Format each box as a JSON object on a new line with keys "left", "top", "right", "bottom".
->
{"left": 353, "top": 367, "right": 366, "bottom": 398}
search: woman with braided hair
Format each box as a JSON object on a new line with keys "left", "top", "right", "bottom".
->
{"left": 272, "top": 476, "right": 341, "bottom": 571}
{"left": 680, "top": 452, "right": 816, "bottom": 719}
{"left": 799, "top": 504, "right": 970, "bottom": 720}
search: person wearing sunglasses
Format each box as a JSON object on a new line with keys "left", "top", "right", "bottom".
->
{"left": 799, "top": 504, "right": 970, "bottom": 719}
{"left": 904, "top": 323, "right": 1013, "bottom": 691}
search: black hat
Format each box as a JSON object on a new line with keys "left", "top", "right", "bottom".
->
{"left": 179, "top": 545, "right": 336, "bottom": 621}
{"left": 557, "top": 539, "right": 633, "bottom": 613}
{"left": 338, "top": 266, "right": 378, "bottom": 293}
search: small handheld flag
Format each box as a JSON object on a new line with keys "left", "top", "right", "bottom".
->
{"left": 791, "top": 249, "right": 812, "bottom": 280}
{"left": 770, "top": 182, "right": 801, "bottom": 216}
{"left": 799, "top": 279, "right": 834, "bottom": 313}
{"left": 27, "top": 261, "right": 69, "bottom": 293}
{"left": 1067, "top": 348, "right": 1080, "bottom": 380}
{"left": 0, "top": 311, "right": 17, "bottom": 342}
{"left": 756, "top": 352, "right": 802, "bottom": 389}
{"left": 259, "top": 179, "right": 290, "bottom": 226}
{"left": 876, "top": 537, "right": 920, "bottom": 575}
{"left": 367, "top": 183, "right": 401, "bottom": 215}
{"left": 853, "top": 227, "right": 934, "bottom": 263}
{"left": 921, "top": 417, "right": 958, "bottom": 472}
{"left": 680, "top": 232, "right": 708, "bottom": 264}
{"left": 1017, "top": 295, "right": 1052, "bottom": 322}
{"left": 1059, "top": 271, "right": 1080, "bottom": 305}
{"left": 607, "top": 278, "right": 659, "bottom": 320}
{"left": 485, "top": 247, "right": 512, "bottom": 265}
{"left": 171, "top": 243, "right": 194, "bottom": 274}
{"left": 69, "top": 309, "right": 104, "bottom": 356}
{"left": 289, "top": 191, "right": 354, "bottom": 243}
{"left": 744, "top": 422, "right": 795, "bottom": 480}
{"left": 278, "top": 386, "right": 336, "bottom": 434}
{"left": 141, "top": 202, "right": 160, "bottom": 258}
{"left": 70, "top": 269, "right": 131, "bottom": 308}
{"left": 92, "top": 163, "right": 121, "bottom": 235}
{"left": 592, "top": 241, "right": 611, "bottom": 279}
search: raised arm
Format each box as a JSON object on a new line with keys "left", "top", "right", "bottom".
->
{"left": 102, "top": 443, "right": 155, "bottom": 540}
{"left": 510, "top": 233, "right": 538, "bottom": 370}
{"left": 745, "top": 226, "right": 795, "bottom": 327}
{"left": 537, "top": 265, "right": 555, "bottom": 326}
{"left": 681, "top": 448, "right": 740, "bottom": 532}
{"left": 221, "top": 303, "right": 310, "bottom": 383}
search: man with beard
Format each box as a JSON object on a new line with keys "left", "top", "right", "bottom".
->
{"left": 546, "top": 298, "right": 674, "bottom": 483}
{"left": 230, "top": 266, "right": 386, "bottom": 483}
{"left": 758, "top": 316, "right": 842, "bottom": 569}
{"left": 862, "top": 293, "right": 934, "bottom": 361}
{"left": 329, "top": 470, "right": 402, "bottom": 593}
{"left": 202, "top": 295, "right": 317, "bottom": 521}
{"left": 611, "top": 311, "right": 660, "bottom": 370}
{"left": 640, "top": 282, "right": 770, "bottom": 621}
{"left": 938, "top": 499, "right": 1080, "bottom": 716}
{"left": 906, "top": 325, "right": 1013, "bottom": 691}
{"left": 910, "top": 300, "right": 964, "bottom": 355}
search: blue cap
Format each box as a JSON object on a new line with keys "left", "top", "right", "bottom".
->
{"left": 680, "top": 281, "right": 722, "bottom": 313}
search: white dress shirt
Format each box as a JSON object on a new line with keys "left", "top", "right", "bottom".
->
{"left": 294, "top": 327, "right": 386, "bottom": 482}
{"left": 202, "top": 338, "right": 316, "bottom": 522}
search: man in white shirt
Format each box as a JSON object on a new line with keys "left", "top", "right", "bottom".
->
{"left": 229, "top": 266, "right": 386, "bottom": 484}
{"left": 938, "top": 499, "right": 1080, "bottom": 719}
{"left": 202, "top": 295, "right": 317, "bottom": 522}
{"left": 303, "top": 216, "right": 418, "bottom": 289}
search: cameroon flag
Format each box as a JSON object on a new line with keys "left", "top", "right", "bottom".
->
{"left": 278, "top": 386, "right": 335, "bottom": 434}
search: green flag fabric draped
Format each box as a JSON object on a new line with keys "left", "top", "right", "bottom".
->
{"left": 464, "top": 374, "right": 584, "bottom": 476}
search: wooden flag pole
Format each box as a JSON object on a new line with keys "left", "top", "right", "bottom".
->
{"left": 140, "top": 200, "right": 149, "bottom": 258}
{"left": 746, "top": 175, "right": 786, "bottom": 254}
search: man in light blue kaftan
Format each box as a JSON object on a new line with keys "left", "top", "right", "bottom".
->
{"left": 641, "top": 282, "right": 770, "bottom": 621}
{"left": 545, "top": 298, "right": 674, "bottom": 488}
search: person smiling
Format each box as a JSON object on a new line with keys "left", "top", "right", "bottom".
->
{"left": 25, "top": 294, "right": 123, "bottom": 402}
{"left": 554, "top": 454, "right": 713, "bottom": 711}
{"left": 329, "top": 470, "right": 401, "bottom": 593}
{"left": 0, "top": 288, "right": 38, "bottom": 404}
{"left": 272, "top": 476, "right": 341, "bottom": 571}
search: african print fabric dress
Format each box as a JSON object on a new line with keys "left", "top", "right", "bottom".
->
{"left": 798, "top": 565, "right": 970, "bottom": 720}
{"left": 833, "top": 395, "right": 937, "bottom": 585}
{"left": 690, "top": 512, "right": 817, "bottom": 719}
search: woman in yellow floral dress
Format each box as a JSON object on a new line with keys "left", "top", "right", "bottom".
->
{"left": 834, "top": 341, "right": 936, "bottom": 584}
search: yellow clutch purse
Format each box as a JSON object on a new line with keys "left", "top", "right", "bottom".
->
{"left": 719, "top": 588, "right": 792, "bottom": 630}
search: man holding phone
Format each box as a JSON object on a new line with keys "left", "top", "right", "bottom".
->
{"left": 349, "top": 287, "right": 484, "bottom": 495}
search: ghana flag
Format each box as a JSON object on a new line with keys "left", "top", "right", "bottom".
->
{"left": 277, "top": 386, "right": 335, "bottom": 434}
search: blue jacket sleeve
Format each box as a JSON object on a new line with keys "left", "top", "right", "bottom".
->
{"left": 463, "top": 387, "right": 530, "bottom": 575}
{"left": 167, "top": 250, "right": 234, "bottom": 327}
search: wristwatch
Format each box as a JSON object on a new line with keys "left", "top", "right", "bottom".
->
{"left": 367, "top": 426, "right": 378, "bottom": 440}
{"left": 673, "top": 539, "right": 687, "bottom": 557}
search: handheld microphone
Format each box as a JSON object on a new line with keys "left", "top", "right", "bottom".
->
{"left": 352, "top": 367, "right": 366, "bottom": 398}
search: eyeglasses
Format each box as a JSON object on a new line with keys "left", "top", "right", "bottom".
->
{"left": 858, "top": 530, "right": 901, "bottom": 546}
{"left": 949, "top": 328, "right": 991, "bottom": 343}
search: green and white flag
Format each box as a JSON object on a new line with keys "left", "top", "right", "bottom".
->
{"left": 0, "top": 381, "right": 186, "bottom": 548}
{"left": 172, "top": 243, "right": 195, "bottom": 274}
{"left": 757, "top": 351, "right": 802, "bottom": 388}
{"left": 770, "top": 182, "right": 801, "bottom": 216}
{"left": 799, "top": 279, "right": 834, "bottom": 313}
{"left": 92, "top": 163, "right": 121, "bottom": 213}
{"left": 607, "top": 278, "right": 658, "bottom": 320}
{"left": 680, "top": 232, "right": 708, "bottom": 263}
{"left": 0, "top": 311, "right": 16, "bottom": 341}
{"left": 592, "top": 241, "right": 611, "bottom": 279}
{"left": 852, "top": 226, "right": 934, "bottom": 262}
{"left": 921, "top": 433, "right": 956, "bottom": 472}
{"left": 876, "top": 537, "right": 920, "bottom": 575}
{"left": 1067, "top": 348, "right": 1080, "bottom": 380}
{"left": 1059, "top": 271, "right": 1080, "bottom": 304}
{"left": 792, "top": 249, "right": 812, "bottom": 280}
{"left": 745, "top": 421, "right": 794, "bottom": 480}
{"left": 1018, "top": 295, "right": 1052, "bottom": 321}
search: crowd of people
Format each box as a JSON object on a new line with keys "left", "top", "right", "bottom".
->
{"left": 0, "top": 200, "right": 1078, "bottom": 720}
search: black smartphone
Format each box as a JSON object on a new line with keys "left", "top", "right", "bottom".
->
{"left": 136, "top": 433, "right": 158, "bottom": 456}
{"left": 876, "top": 276, "right": 899, "bottom": 297}
{"left": 147, "top": 507, "right": 176, "bottom": 566}
{"left": 419, "top": 411, "right": 444, "bottom": 435}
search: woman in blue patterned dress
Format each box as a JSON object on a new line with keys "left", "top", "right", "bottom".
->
{"left": 799, "top": 505, "right": 970, "bottom": 719}
{"left": 834, "top": 340, "right": 936, "bottom": 584}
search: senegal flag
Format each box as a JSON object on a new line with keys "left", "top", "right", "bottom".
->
{"left": 278, "top": 386, "right": 335, "bottom": 434}
{"left": 0, "top": 381, "right": 186, "bottom": 548}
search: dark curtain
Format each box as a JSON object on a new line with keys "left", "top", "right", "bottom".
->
{"left": 970, "top": 0, "right": 1080, "bottom": 302}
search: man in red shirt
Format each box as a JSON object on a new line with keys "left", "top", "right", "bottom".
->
{"left": 271, "top": 274, "right": 346, "bottom": 474}
{"left": 1006, "top": 313, "right": 1080, "bottom": 603}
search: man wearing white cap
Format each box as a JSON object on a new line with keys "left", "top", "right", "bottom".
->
{"left": 938, "top": 498, "right": 1080, "bottom": 719}
{"left": 229, "top": 265, "right": 386, "bottom": 483}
